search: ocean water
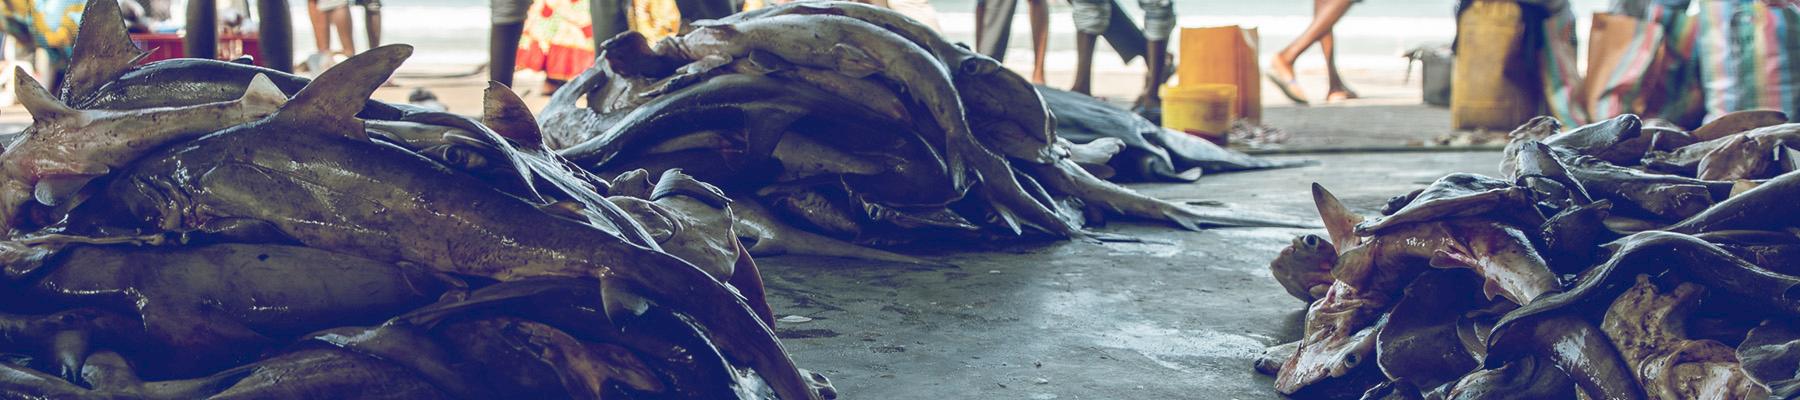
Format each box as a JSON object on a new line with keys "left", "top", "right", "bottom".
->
{"left": 268, "top": 0, "right": 1616, "bottom": 69}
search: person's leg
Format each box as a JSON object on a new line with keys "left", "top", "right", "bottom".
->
{"left": 592, "top": 0, "right": 628, "bottom": 52}
{"left": 307, "top": 0, "right": 329, "bottom": 54}
{"left": 1073, "top": 33, "right": 1097, "bottom": 94}
{"left": 1137, "top": 0, "right": 1174, "bottom": 108}
{"left": 1069, "top": 0, "right": 1111, "bottom": 95}
{"left": 975, "top": 0, "right": 1018, "bottom": 61}
{"left": 362, "top": 0, "right": 381, "bottom": 48}
{"left": 675, "top": 0, "right": 736, "bottom": 21}
{"left": 1027, "top": 0, "right": 1048, "bottom": 84}
{"left": 327, "top": 5, "right": 354, "bottom": 57}
{"left": 1271, "top": 0, "right": 1356, "bottom": 102}
{"left": 1318, "top": 0, "right": 1356, "bottom": 101}
{"left": 1321, "top": 29, "right": 1358, "bottom": 101}
{"left": 976, "top": 0, "right": 987, "bottom": 36}
{"left": 491, "top": 0, "right": 530, "bottom": 87}
{"left": 491, "top": 22, "right": 523, "bottom": 86}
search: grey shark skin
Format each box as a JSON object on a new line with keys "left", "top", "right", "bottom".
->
{"left": 556, "top": 73, "right": 960, "bottom": 209}
{"left": 749, "top": 1, "right": 1057, "bottom": 162}
{"left": 21, "top": 243, "right": 452, "bottom": 377}
{"left": 1542, "top": 114, "right": 1643, "bottom": 165}
{"left": 655, "top": 14, "right": 1077, "bottom": 236}
{"left": 1665, "top": 169, "right": 1800, "bottom": 234}
{"left": 87, "top": 45, "right": 819, "bottom": 400}
{"left": 0, "top": 70, "right": 285, "bottom": 232}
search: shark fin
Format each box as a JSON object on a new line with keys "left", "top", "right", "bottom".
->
{"left": 538, "top": 201, "right": 589, "bottom": 222}
{"left": 480, "top": 81, "right": 544, "bottom": 149}
{"left": 1311, "top": 183, "right": 1365, "bottom": 251}
{"left": 33, "top": 174, "right": 99, "bottom": 207}
{"left": 600, "top": 278, "right": 650, "bottom": 327}
{"left": 16, "top": 67, "right": 76, "bottom": 122}
{"left": 745, "top": 49, "right": 794, "bottom": 73}
{"left": 829, "top": 44, "right": 883, "bottom": 78}
{"left": 239, "top": 74, "right": 288, "bottom": 109}
{"left": 62, "top": 0, "right": 148, "bottom": 103}
{"left": 273, "top": 44, "right": 413, "bottom": 140}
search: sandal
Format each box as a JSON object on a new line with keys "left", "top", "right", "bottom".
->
{"left": 1265, "top": 71, "right": 1310, "bottom": 106}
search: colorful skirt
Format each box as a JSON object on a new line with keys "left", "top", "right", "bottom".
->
{"left": 517, "top": 0, "right": 595, "bottom": 82}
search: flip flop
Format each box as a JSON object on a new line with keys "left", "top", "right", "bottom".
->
{"left": 1265, "top": 71, "right": 1310, "bottom": 106}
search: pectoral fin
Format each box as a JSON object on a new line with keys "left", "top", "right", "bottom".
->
{"left": 829, "top": 44, "right": 883, "bottom": 78}
{"left": 539, "top": 201, "right": 590, "bottom": 222}
{"left": 746, "top": 49, "right": 795, "bottom": 72}
{"left": 600, "top": 279, "right": 651, "bottom": 327}
{"left": 32, "top": 174, "right": 99, "bottom": 207}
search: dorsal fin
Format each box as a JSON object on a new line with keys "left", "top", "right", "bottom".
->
{"left": 15, "top": 67, "right": 76, "bottom": 121}
{"left": 78, "top": 351, "right": 144, "bottom": 391}
{"left": 1311, "top": 183, "right": 1365, "bottom": 251}
{"left": 239, "top": 73, "right": 288, "bottom": 108}
{"left": 61, "top": 0, "right": 147, "bottom": 102}
{"left": 272, "top": 44, "right": 413, "bottom": 139}
{"left": 480, "top": 81, "right": 544, "bottom": 149}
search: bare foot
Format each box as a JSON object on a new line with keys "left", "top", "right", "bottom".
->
{"left": 1326, "top": 87, "right": 1359, "bottom": 102}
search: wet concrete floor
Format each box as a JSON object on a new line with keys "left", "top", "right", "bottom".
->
{"left": 756, "top": 151, "right": 1503, "bottom": 399}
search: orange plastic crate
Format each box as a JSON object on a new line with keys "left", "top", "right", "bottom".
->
{"left": 129, "top": 33, "right": 262, "bottom": 66}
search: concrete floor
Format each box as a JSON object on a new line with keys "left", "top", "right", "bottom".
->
{"left": 757, "top": 151, "right": 1504, "bottom": 400}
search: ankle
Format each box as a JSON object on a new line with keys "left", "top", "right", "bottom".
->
{"left": 1273, "top": 53, "right": 1298, "bottom": 70}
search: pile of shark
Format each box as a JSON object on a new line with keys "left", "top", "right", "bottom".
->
{"left": 0, "top": 1, "right": 839, "bottom": 399}
{"left": 1260, "top": 112, "right": 1800, "bottom": 399}
{"left": 537, "top": 1, "right": 1309, "bottom": 255}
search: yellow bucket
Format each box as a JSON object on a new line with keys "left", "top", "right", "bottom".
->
{"left": 1162, "top": 83, "right": 1237, "bottom": 143}
{"left": 1178, "top": 26, "right": 1261, "bottom": 124}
